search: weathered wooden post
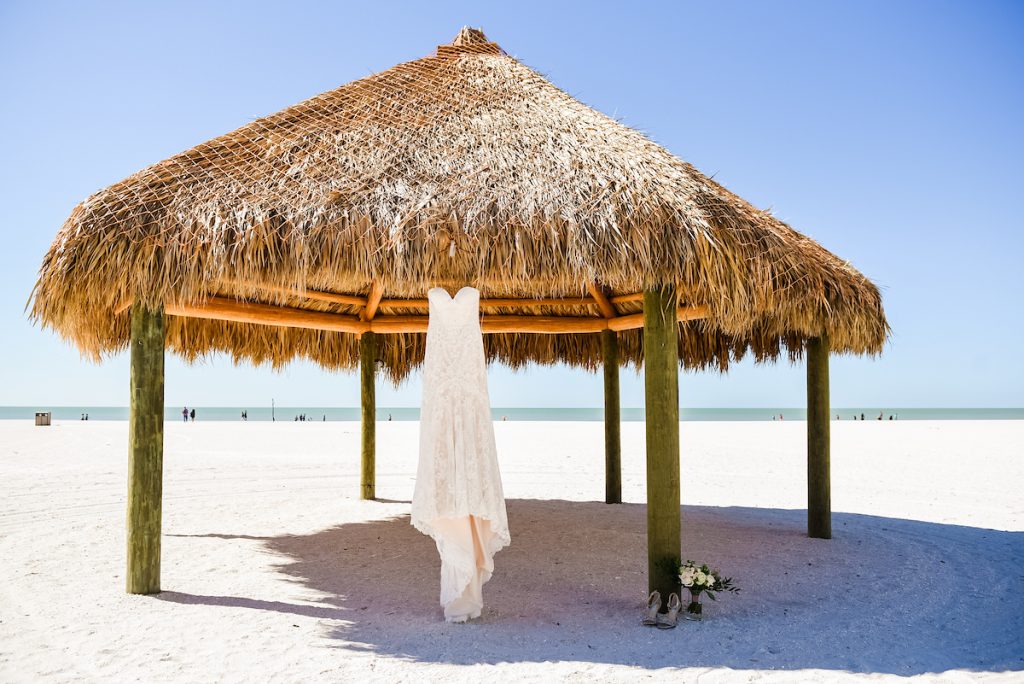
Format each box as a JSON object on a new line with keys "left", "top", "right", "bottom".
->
{"left": 127, "top": 303, "right": 165, "bottom": 594}
{"left": 643, "top": 285, "right": 681, "bottom": 600}
{"left": 807, "top": 333, "right": 831, "bottom": 539}
{"left": 360, "top": 331, "right": 376, "bottom": 500}
{"left": 602, "top": 329, "right": 622, "bottom": 504}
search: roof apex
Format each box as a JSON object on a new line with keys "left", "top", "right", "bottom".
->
{"left": 451, "top": 26, "right": 489, "bottom": 46}
{"left": 439, "top": 26, "right": 504, "bottom": 56}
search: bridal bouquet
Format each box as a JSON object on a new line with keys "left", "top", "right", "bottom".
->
{"left": 678, "top": 560, "right": 738, "bottom": 617}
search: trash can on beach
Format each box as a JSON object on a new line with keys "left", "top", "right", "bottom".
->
{"left": 35, "top": 412, "right": 52, "bottom": 426}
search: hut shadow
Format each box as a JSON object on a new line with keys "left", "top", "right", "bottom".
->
{"left": 173, "top": 500, "right": 1023, "bottom": 674}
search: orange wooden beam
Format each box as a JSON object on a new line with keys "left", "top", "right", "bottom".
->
{"left": 362, "top": 281, "right": 384, "bottom": 321}
{"left": 586, "top": 281, "right": 617, "bottom": 319}
{"left": 163, "top": 298, "right": 708, "bottom": 335}
{"left": 222, "top": 279, "right": 367, "bottom": 307}
{"left": 166, "top": 296, "right": 368, "bottom": 334}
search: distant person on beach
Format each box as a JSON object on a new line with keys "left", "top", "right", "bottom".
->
{"left": 877, "top": 412, "right": 883, "bottom": 421}
{"left": 182, "top": 407, "right": 188, "bottom": 423}
{"left": 388, "top": 413, "right": 392, "bottom": 421}
{"left": 861, "top": 413, "right": 865, "bottom": 421}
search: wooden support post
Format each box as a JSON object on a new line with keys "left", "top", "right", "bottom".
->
{"left": 126, "top": 303, "right": 165, "bottom": 594}
{"left": 360, "top": 331, "right": 376, "bottom": 500}
{"left": 807, "top": 333, "right": 831, "bottom": 539}
{"left": 602, "top": 329, "right": 622, "bottom": 504}
{"left": 643, "top": 286, "right": 681, "bottom": 601}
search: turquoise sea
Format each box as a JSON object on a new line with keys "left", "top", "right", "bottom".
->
{"left": 2, "top": 406, "right": 1021, "bottom": 422}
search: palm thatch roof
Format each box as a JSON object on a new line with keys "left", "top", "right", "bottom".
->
{"left": 30, "top": 27, "right": 887, "bottom": 382}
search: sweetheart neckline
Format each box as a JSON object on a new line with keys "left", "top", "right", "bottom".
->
{"left": 429, "top": 286, "right": 478, "bottom": 301}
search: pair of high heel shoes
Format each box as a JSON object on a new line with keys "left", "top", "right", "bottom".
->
{"left": 641, "top": 590, "right": 681, "bottom": 629}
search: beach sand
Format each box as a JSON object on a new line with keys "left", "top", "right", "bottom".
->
{"left": 0, "top": 419, "right": 1021, "bottom": 682}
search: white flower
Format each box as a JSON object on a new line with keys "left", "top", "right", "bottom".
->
{"left": 696, "top": 571, "right": 707, "bottom": 585}
{"left": 679, "top": 567, "right": 696, "bottom": 587}
{"left": 706, "top": 575, "right": 715, "bottom": 588}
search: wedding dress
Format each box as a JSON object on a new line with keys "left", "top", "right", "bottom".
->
{"left": 411, "top": 286, "right": 510, "bottom": 622}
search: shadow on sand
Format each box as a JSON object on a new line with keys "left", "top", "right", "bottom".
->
{"left": 164, "top": 500, "right": 1023, "bottom": 674}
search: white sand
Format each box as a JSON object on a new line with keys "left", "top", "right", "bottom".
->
{"left": 0, "top": 419, "right": 1021, "bottom": 682}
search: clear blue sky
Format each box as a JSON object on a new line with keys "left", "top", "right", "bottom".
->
{"left": 1, "top": 1, "right": 1021, "bottom": 408}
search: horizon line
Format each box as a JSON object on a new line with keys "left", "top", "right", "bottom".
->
{"left": 4, "top": 405, "right": 1021, "bottom": 410}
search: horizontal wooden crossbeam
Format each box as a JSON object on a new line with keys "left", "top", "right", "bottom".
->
{"left": 609, "top": 292, "right": 644, "bottom": 305}
{"left": 216, "top": 281, "right": 662, "bottom": 312}
{"left": 161, "top": 296, "right": 708, "bottom": 335}
{"left": 219, "top": 280, "right": 606, "bottom": 311}
{"left": 222, "top": 280, "right": 367, "bottom": 307}
{"left": 166, "top": 297, "right": 366, "bottom": 334}
{"left": 376, "top": 296, "right": 598, "bottom": 309}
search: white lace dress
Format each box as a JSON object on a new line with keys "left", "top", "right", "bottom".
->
{"left": 411, "top": 286, "right": 510, "bottom": 622}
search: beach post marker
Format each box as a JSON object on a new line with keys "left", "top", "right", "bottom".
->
{"left": 126, "top": 303, "right": 165, "bottom": 594}
{"left": 806, "top": 333, "right": 831, "bottom": 539}
{"left": 602, "top": 329, "right": 622, "bottom": 504}
{"left": 359, "top": 331, "right": 376, "bottom": 500}
{"left": 643, "top": 285, "right": 681, "bottom": 601}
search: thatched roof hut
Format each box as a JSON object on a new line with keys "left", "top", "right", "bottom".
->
{"left": 31, "top": 27, "right": 886, "bottom": 382}
{"left": 31, "top": 27, "right": 886, "bottom": 599}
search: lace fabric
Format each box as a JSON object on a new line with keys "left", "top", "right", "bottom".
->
{"left": 411, "top": 286, "right": 510, "bottom": 621}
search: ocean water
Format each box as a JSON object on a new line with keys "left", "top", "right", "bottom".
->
{"left": 3, "top": 406, "right": 1022, "bottom": 422}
